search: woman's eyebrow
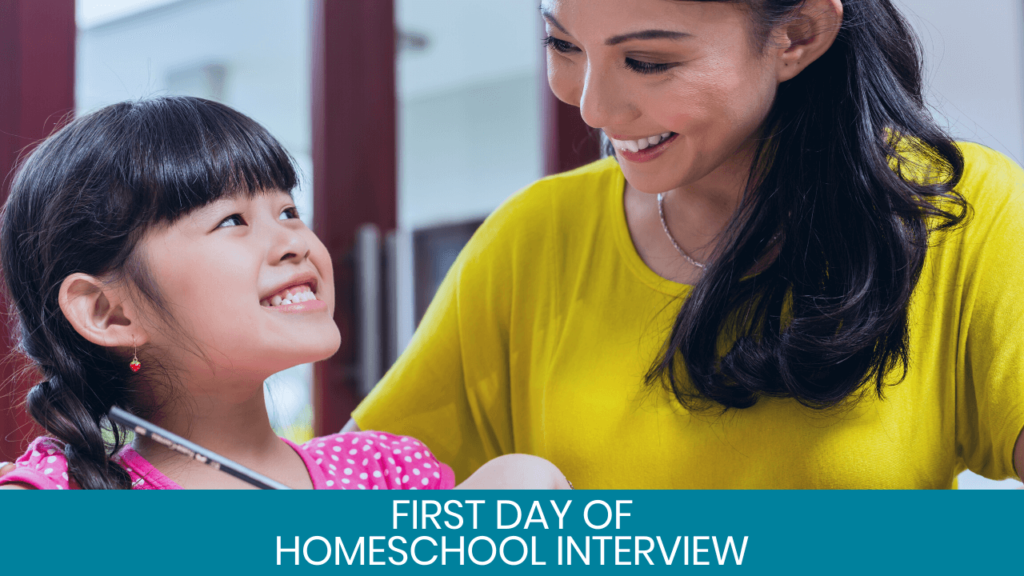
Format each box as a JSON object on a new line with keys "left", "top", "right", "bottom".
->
{"left": 606, "top": 30, "right": 691, "bottom": 45}
{"left": 540, "top": 10, "right": 690, "bottom": 46}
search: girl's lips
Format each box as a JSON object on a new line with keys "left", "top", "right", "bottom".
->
{"left": 263, "top": 299, "right": 327, "bottom": 313}
{"left": 616, "top": 133, "right": 679, "bottom": 163}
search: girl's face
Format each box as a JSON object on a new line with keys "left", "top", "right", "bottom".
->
{"left": 137, "top": 191, "right": 340, "bottom": 390}
{"left": 543, "top": 0, "right": 779, "bottom": 194}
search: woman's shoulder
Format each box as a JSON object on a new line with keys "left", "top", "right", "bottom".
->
{"left": 297, "top": 431, "right": 455, "bottom": 490}
{"left": 954, "top": 142, "right": 1024, "bottom": 213}
{"left": 0, "top": 437, "right": 73, "bottom": 490}
{"left": 486, "top": 157, "right": 622, "bottom": 228}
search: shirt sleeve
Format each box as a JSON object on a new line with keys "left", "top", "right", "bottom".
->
{"left": 954, "top": 144, "right": 1024, "bottom": 481}
{"left": 0, "top": 437, "right": 72, "bottom": 490}
{"left": 308, "top": 432, "right": 456, "bottom": 490}
{"left": 352, "top": 187, "right": 547, "bottom": 482}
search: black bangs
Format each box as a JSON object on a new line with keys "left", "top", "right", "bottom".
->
{"left": 118, "top": 97, "right": 298, "bottom": 222}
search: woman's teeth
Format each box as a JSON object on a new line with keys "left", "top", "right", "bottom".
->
{"left": 611, "top": 132, "right": 674, "bottom": 153}
{"left": 261, "top": 286, "right": 318, "bottom": 307}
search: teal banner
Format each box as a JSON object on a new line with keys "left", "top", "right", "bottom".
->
{"left": 2, "top": 490, "right": 1019, "bottom": 573}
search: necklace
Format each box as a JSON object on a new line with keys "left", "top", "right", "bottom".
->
{"left": 657, "top": 192, "right": 706, "bottom": 270}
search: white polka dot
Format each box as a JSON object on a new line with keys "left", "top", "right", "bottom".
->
{"left": 413, "top": 468, "right": 420, "bottom": 476}
{"left": 414, "top": 452, "right": 422, "bottom": 459}
{"left": 393, "top": 449, "right": 401, "bottom": 455}
{"left": 358, "top": 484, "right": 366, "bottom": 490}
{"left": 359, "top": 473, "right": 368, "bottom": 480}
{"left": 384, "top": 470, "right": 390, "bottom": 476}
{"left": 372, "top": 485, "right": 379, "bottom": 490}
{"left": 410, "top": 487, "right": 418, "bottom": 491}
{"left": 349, "top": 449, "right": 358, "bottom": 455}
{"left": 333, "top": 446, "right": 342, "bottom": 452}
{"left": 315, "top": 458, "right": 322, "bottom": 465}
{"left": 352, "top": 438, "right": 360, "bottom": 444}
{"left": 362, "top": 458, "right": 368, "bottom": 466}
{"left": 372, "top": 470, "right": 382, "bottom": 478}
{"left": 388, "top": 458, "right": 395, "bottom": 465}
{"left": 424, "top": 450, "right": 431, "bottom": 457}
{"left": 331, "top": 455, "right": 339, "bottom": 461}
{"left": 317, "top": 443, "right": 325, "bottom": 448}
{"left": 397, "top": 466, "right": 403, "bottom": 473}
{"left": 31, "top": 451, "right": 40, "bottom": 459}
{"left": 56, "top": 485, "right": 63, "bottom": 490}
{"left": 62, "top": 472, "right": 69, "bottom": 480}
{"left": 342, "top": 478, "right": 350, "bottom": 484}
{"left": 326, "top": 480, "right": 334, "bottom": 487}
{"left": 433, "top": 472, "right": 440, "bottom": 479}
{"left": 402, "top": 438, "right": 409, "bottom": 443}
{"left": 374, "top": 452, "right": 382, "bottom": 460}
{"left": 44, "top": 468, "right": 53, "bottom": 475}
{"left": 329, "top": 470, "right": 335, "bottom": 476}
{"left": 424, "top": 463, "right": 432, "bottom": 469}
{"left": 47, "top": 456, "right": 57, "bottom": 464}
{"left": 347, "top": 459, "right": 355, "bottom": 464}
{"left": 404, "top": 456, "right": 412, "bottom": 463}
{"left": 47, "top": 449, "right": 55, "bottom": 455}
{"left": 329, "top": 464, "right": 336, "bottom": 470}
{"left": 395, "top": 476, "right": 402, "bottom": 484}
{"left": 402, "top": 475, "right": 409, "bottom": 483}
{"left": 315, "top": 450, "right": 323, "bottom": 455}
{"left": 344, "top": 468, "right": 353, "bottom": 475}
{"left": 335, "top": 437, "right": 345, "bottom": 442}
{"left": 362, "top": 445, "right": 371, "bottom": 452}
{"left": 421, "top": 478, "right": 429, "bottom": 486}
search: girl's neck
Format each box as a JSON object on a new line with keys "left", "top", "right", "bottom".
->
{"left": 131, "top": 379, "right": 312, "bottom": 489}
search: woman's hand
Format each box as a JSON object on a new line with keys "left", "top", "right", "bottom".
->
{"left": 455, "top": 454, "right": 572, "bottom": 490}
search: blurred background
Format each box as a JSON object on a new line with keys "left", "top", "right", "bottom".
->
{"left": 0, "top": 0, "right": 1021, "bottom": 489}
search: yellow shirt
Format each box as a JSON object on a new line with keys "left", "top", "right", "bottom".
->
{"left": 354, "top": 142, "right": 1024, "bottom": 488}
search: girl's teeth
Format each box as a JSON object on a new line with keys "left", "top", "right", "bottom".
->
{"left": 271, "top": 295, "right": 282, "bottom": 306}
{"left": 281, "top": 299, "right": 292, "bottom": 305}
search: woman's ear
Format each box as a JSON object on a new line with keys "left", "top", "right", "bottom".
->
{"left": 58, "top": 273, "right": 147, "bottom": 348}
{"left": 773, "top": 0, "right": 844, "bottom": 83}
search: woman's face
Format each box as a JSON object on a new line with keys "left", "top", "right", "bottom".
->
{"left": 137, "top": 191, "right": 341, "bottom": 390}
{"left": 543, "top": 0, "right": 780, "bottom": 194}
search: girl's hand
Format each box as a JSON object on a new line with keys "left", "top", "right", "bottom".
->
{"left": 0, "top": 462, "right": 33, "bottom": 489}
{"left": 454, "top": 454, "right": 572, "bottom": 490}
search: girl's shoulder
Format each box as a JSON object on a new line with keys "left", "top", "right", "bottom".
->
{"left": 0, "top": 437, "right": 74, "bottom": 490}
{"left": 295, "top": 431, "right": 456, "bottom": 490}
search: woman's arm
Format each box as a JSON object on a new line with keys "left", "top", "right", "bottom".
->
{"left": 1015, "top": 426, "right": 1024, "bottom": 480}
{"left": 454, "top": 454, "right": 571, "bottom": 490}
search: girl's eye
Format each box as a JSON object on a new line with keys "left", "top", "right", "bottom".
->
{"left": 625, "top": 58, "right": 674, "bottom": 75}
{"left": 543, "top": 36, "right": 579, "bottom": 54}
{"left": 279, "top": 206, "right": 300, "bottom": 221}
{"left": 217, "top": 214, "right": 246, "bottom": 228}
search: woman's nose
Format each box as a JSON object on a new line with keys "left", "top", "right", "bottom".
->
{"left": 578, "top": 63, "right": 639, "bottom": 129}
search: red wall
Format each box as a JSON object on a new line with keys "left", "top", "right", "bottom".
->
{"left": 0, "top": 0, "right": 76, "bottom": 462}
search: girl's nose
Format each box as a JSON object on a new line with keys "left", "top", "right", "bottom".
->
{"left": 269, "top": 222, "right": 311, "bottom": 263}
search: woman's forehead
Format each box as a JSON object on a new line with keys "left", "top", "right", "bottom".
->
{"left": 540, "top": 0, "right": 748, "bottom": 40}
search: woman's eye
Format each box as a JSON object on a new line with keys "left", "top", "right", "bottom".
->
{"left": 279, "top": 206, "right": 300, "bottom": 221}
{"left": 217, "top": 214, "right": 246, "bottom": 228}
{"left": 624, "top": 58, "right": 674, "bottom": 75}
{"left": 543, "top": 36, "right": 579, "bottom": 54}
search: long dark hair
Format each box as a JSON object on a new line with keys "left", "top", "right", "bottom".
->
{"left": 1, "top": 97, "right": 297, "bottom": 488}
{"left": 646, "top": 0, "right": 967, "bottom": 410}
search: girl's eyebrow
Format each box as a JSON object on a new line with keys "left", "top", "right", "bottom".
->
{"left": 540, "top": 10, "right": 691, "bottom": 45}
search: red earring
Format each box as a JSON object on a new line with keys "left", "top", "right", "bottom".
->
{"left": 130, "top": 339, "right": 141, "bottom": 373}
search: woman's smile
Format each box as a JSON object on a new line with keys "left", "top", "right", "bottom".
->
{"left": 608, "top": 131, "right": 679, "bottom": 163}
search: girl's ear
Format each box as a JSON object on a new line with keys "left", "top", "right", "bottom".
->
{"left": 58, "top": 273, "right": 148, "bottom": 348}
{"left": 773, "top": 0, "right": 844, "bottom": 83}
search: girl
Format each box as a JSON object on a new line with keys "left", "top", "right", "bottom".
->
{"left": 349, "top": 0, "right": 1024, "bottom": 488}
{"left": 0, "top": 97, "right": 569, "bottom": 490}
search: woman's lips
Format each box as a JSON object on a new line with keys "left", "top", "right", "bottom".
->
{"left": 613, "top": 132, "right": 678, "bottom": 163}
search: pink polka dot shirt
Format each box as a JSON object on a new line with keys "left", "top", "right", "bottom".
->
{"left": 0, "top": 431, "right": 455, "bottom": 490}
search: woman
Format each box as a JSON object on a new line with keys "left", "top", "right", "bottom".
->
{"left": 353, "top": 0, "right": 1024, "bottom": 488}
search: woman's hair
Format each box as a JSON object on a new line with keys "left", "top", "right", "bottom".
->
{"left": 646, "top": 0, "right": 967, "bottom": 410}
{"left": 1, "top": 97, "right": 297, "bottom": 488}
